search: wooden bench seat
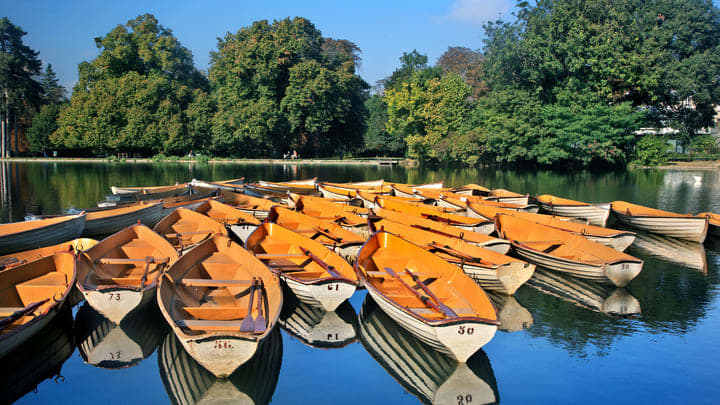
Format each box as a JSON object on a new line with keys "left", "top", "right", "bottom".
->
{"left": 182, "top": 305, "right": 248, "bottom": 320}
{"left": 176, "top": 319, "right": 245, "bottom": 331}
{"left": 182, "top": 279, "right": 252, "bottom": 287}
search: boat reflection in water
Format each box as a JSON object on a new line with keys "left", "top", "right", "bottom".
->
{"left": 627, "top": 230, "right": 707, "bottom": 273}
{"left": 358, "top": 296, "right": 499, "bottom": 405}
{"left": 487, "top": 293, "right": 534, "bottom": 332}
{"left": 75, "top": 302, "right": 167, "bottom": 368}
{"left": 0, "top": 305, "right": 74, "bottom": 404}
{"left": 527, "top": 268, "right": 641, "bottom": 316}
{"left": 279, "top": 293, "right": 358, "bottom": 349}
{"left": 159, "top": 326, "right": 282, "bottom": 405}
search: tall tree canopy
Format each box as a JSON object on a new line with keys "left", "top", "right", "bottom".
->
{"left": 40, "top": 64, "right": 66, "bottom": 104}
{"left": 437, "top": 46, "right": 487, "bottom": 99}
{"left": 209, "top": 17, "right": 368, "bottom": 157}
{"left": 0, "top": 17, "right": 43, "bottom": 156}
{"left": 53, "top": 14, "right": 210, "bottom": 155}
{"left": 482, "top": 0, "right": 720, "bottom": 143}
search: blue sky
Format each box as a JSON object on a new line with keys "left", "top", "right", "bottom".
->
{"left": 1, "top": 0, "right": 513, "bottom": 90}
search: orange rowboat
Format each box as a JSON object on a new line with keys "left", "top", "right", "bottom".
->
{"left": 0, "top": 214, "right": 86, "bottom": 256}
{"left": 611, "top": 201, "right": 708, "bottom": 243}
{"left": 193, "top": 200, "right": 262, "bottom": 243}
{"left": 111, "top": 183, "right": 189, "bottom": 195}
{"left": 375, "top": 197, "right": 494, "bottom": 234}
{"left": 536, "top": 195, "right": 610, "bottom": 226}
{"left": 467, "top": 203, "right": 635, "bottom": 251}
{"left": 288, "top": 194, "right": 369, "bottom": 238}
{"left": 495, "top": 214, "right": 643, "bottom": 287}
{"left": 697, "top": 212, "right": 720, "bottom": 237}
{"left": 257, "top": 178, "right": 318, "bottom": 195}
{"left": 246, "top": 222, "right": 358, "bottom": 311}
{"left": 0, "top": 252, "right": 76, "bottom": 358}
{"left": 390, "top": 183, "right": 450, "bottom": 198}
{"left": 371, "top": 207, "right": 509, "bottom": 253}
{"left": 289, "top": 193, "right": 369, "bottom": 220}
{"left": 76, "top": 224, "right": 179, "bottom": 323}
{"left": 453, "top": 184, "right": 491, "bottom": 196}
{"left": 355, "top": 231, "right": 498, "bottom": 362}
{"left": 190, "top": 177, "right": 245, "bottom": 192}
{"left": 220, "top": 189, "right": 281, "bottom": 220}
{"left": 157, "top": 235, "right": 282, "bottom": 377}
{"left": 0, "top": 238, "right": 97, "bottom": 271}
{"left": 368, "top": 218, "right": 534, "bottom": 295}
{"left": 266, "top": 207, "right": 366, "bottom": 261}
{"left": 318, "top": 183, "right": 393, "bottom": 200}
{"left": 153, "top": 208, "right": 227, "bottom": 252}
{"left": 485, "top": 189, "right": 529, "bottom": 206}
{"left": 414, "top": 189, "right": 539, "bottom": 213}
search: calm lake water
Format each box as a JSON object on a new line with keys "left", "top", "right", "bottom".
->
{"left": 1, "top": 161, "right": 719, "bottom": 404}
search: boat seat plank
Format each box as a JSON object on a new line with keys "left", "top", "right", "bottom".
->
{"left": 255, "top": 253, "right": 306, "bottom": 259}
{"left": 17, "top": 272, "right": 67, "bottom": 286}
{"left": 120, "top": 239, "right": 155, "bottom": 250}
{"left": 202, "top": 254, "right": 236, "bottom": 264}
{"left": 176, "top": 319, "right": 246, "bottom": 331}
{"left": 182, "top": 279, "right": 252, "bottom": 287}
{"left": 96, "top": 276, "right": 144, "bottom": 285}
{"left": 182, "top": 306, "right": 248, "bottom": 320}
{"left": 408, "top": 307, "right": 472, "bottom": 314}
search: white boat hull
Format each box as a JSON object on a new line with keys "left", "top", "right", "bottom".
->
{"left": 612, "top": 211, "right": 708, "bottom": 243}
{"left": 82, "top": 286, "right": 156, "bottom": 324}
{"left": 281, "top": 277, "right": 356, "bottom": 312}
{"left": 365, "top": 286, "right": 497, "bottom": 362}
{"left": 458, "top": 261, "right": 535, "bottom": 295}
{"left": 0, "top": 214, "right": 86, "bottom": 255}
{"left": 539, "top": 203, "right": 610, "bottom": 226}
{"left": 511, "top": 244, "right": 642, "bottom": 287}
{"left": 84, "top": 204, "right": 163, "bottom": 236}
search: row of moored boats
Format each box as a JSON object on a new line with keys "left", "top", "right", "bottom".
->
{"left": 1, "top": 177, "right": 716, "bottom": 379}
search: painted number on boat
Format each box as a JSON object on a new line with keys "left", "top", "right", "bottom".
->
{"left": 457, "top": 394, "right": 472, "bottom": 404}
{"left": 108, "top": 351, "right": 122, "bottom": 360}
{"left": 108, "top": 293, "right": 121, "bottom": 301}
{"left": 327, "top": 284, "right": 339, "bottom": 291}
{"left": 457, "top": 326, "right": 474, "bottom": 335}
{"left": 214, "top": 340, "right": 233, "bottom": 349}
{"left": 326, "top": 333, "right": 339, "bottom": 340}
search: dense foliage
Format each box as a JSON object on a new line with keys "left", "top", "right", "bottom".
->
{"left": 52, "top": 14, "right": 210, "bottom": 155}
{"left": 14, "top": 1, "right": 720, "bottom": 164}
{"left": 208, "top": 18, "right": 368, "bottom": 158}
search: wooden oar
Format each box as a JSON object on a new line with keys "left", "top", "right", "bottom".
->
{"left": 0, "top": 299, "right": 50, "bottom": 332}
{"left": 298, "top": 247, "right": 343, "bottom": 278}
{"left": 383, "top": 267, "right": 454, "bottom": 318}
{"left": 254, "top": 279, "right": 266, "bottom": 332}
{"left": 240, "top": 278, "right": 257, "bottom": 332}
{"left": 404, "top": 267, "right": 458, "bottom": 317}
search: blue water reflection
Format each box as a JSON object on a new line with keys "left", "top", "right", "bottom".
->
{"left": 1, "top": 162, "right": 718, "bottom": 404}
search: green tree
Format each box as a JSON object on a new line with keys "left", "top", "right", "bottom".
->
{"left": 41, "top": 64, "right": 66, "bottom": 104}
{"left": 54, "top": 14, "right": 210, "bottom": 155}
{"left": 362, "top": 94, "right": 403, "bottom": 155}
{"left": 383, "top": 49, "right": 442, "bottom": 91}
{"left": 209, "top": 17, "right": 367, "bottom": 157}
{"left": 386, "top": 73, "right": 471, "bottom": 161}
{"left": 0, "top": 17, "right": 43, "bottom": 157}
{"left": 482, "top": 0, "right": 720, "bottom": 146}
{"left": 27, "top": 103, "right": 60, "bottom": 153}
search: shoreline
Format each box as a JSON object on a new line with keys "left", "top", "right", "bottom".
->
{"left": 1, "top": 157, "right": 717, "bottom": 170}
{"left": 0, "top": 157, "right": 411, "bottom": 166}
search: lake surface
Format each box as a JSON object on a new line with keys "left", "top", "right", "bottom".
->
{"left": 1, "top": 161, "right": 719, "bottom": 404}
